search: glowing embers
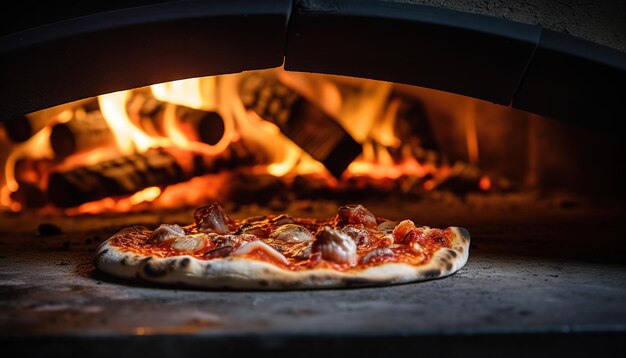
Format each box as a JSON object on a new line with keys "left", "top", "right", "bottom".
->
{"left": 0, "top": 68, "right": 490, "bottom": 214}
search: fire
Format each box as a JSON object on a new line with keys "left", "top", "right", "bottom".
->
{"left": 99, "top": 90, "right": 160, "bottom": 153}
{"left": 0, "top": 67, "right": 490, "bottom": 214}
{"left": 130, "top": 186, "right": 162, "bottom": 205}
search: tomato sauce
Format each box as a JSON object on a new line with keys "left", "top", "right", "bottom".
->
{"left": 109, "top": 215, "right": 454, "bottom": 272}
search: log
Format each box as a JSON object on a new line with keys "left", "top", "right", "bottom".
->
{"left": 127, "top": 93, "right": 226, "bottom": 145}
{"left": 391, "top": 94, "right": 439, "bottom": 152}
{"left": 175, "top": 106, "right": 225, "bottom": 146}
{"left": 2, "top": 98, "right": 98, "bottom": 143}
{"left": 3, "top": 115, "right": 50, "bottom": 143}
{"left": 9, "top": 181, "right": 48, "bottom": 208}
{"left": 46, "top": 141, "right": 262, "bottom": 208}
{"left": 47, "top": 148, "right": 189, "bottom": 208}
{"left": 49, "top": 111, "right": 115, "bottom": 158}
{"left": 239, "top": 73, "right": 362, "bottom": 178}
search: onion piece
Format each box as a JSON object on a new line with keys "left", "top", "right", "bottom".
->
{"left": 233, "top": 240, "right": 290, "bottom": 265}
{"left": 148, "top": 224, "right": 185, "bottom": 244}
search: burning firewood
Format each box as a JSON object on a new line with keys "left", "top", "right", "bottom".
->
{"left": 2, "top": 99, "right": 97, "bottom": 143}
{"left": 50, "top": 111, "right": 115, "bottom": 158}
{"left": 10, "top": 181, "right": 48, "bottom": 208}
{"left": 126, "top": 92, "right": 226, "bottom": 146}
{"left": 3, "top": 115, "right": 51, "bottom": 143}
{"left": 391, "top": 94, "right": 439, "bottom": 152}
{"left": 239, "top": 72, "right": 362, "bottom": 178}
{"left": 46, "top": 141, "right": 260, "bottom": 208}
{"left": 47, "top": 148, "right": 188, "bottom": 208}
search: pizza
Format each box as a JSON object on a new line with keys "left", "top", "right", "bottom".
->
{"left": 95, "top": 203, "right": 470, "bottom": 289}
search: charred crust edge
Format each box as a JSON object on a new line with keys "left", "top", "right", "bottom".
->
{"left": 422, "top": 269, "right": 442, "bottom": 278}
{"left": 143, "top": 262, "right": 168, "bottom": 277}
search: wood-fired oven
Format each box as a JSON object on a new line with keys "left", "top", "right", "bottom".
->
{"left": 1, "top": 1, "right": 625, "bottom": 357}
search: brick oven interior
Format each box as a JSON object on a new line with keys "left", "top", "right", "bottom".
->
{"left": 1, "top": 0, "right": 625, "bottom": 356}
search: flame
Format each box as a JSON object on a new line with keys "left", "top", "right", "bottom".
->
{"left": 151, "top": 77, "right": 215, "bottom": 110}
{"left": 465, "top": 100, "right": 479, "bottom": 165}
{"left": 98, "top": 90, "right": 160, "bottom": 153}
{"left": 129, "top": 186, "right": 162, "bottom": 205}
{"left": 1, "top": 67, "right": 493, "bottom": 214}
{"left": 479, "top": 176, "right": 491, "bottom": 191}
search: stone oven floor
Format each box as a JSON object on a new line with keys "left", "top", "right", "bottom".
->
{"left": 1, "top": 193, "right": 625, "bottom": 356}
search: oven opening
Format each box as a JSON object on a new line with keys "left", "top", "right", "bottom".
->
{"left": 3, "top": 67, "right": 620, "bottom": 216}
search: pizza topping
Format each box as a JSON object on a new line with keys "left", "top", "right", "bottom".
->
{"left": 341, "top": 225, "right": 369, "bottom": 246}
{"left": 237, "top": 223, "right": 270, "bottom": 238}
{"left": 270, "top": 214, "right": 296, "bottom": 226}
{"left": 377, "top": 234, "right": 395, "bottom": 248}
{"left": 105, "top": 203, "right": 457, "bottom": 273}
{"left": 282, "top": 241, "right": 313, "bottom": 261}
{"left": 392, "top": 220, "right": 418, "bottom": 243}
{"left": 233, "top": 240, "right": 290, "bottom": 265}
{"left": 171, "top": 234, "right": 207, "bottom": 252}
{"left": 312, "top": 226, "right": 358, "bottom": 265}
{"left": 407, "top": 240, "right": 425, "bottom": 255}
{"left": 377, "top": 220, "right": 398, "bottom": 234}
{"left": 336, "top": 204, "right": 378, "bottom": 229}
{"left": 208, "top": 233, "right": 256, "bottom": 250}
{"left": 269, "top": 224, "right": 314, "bottom": 243}
{"left": 193, "top": 203, "right": 231, "bottom": 234}
{"left": 361, "top": 248, "right": 396, "bottom": 265}
{"left": 147, "top": 224, "right": 185, "bottom": 244}
{"left": 203, "top": 245, "right": 234, "bottom": 259}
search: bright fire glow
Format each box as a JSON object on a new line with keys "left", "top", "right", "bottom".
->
{"left": 99, "top": 90, "right": 160, "bottom": 154}
{"left": 129, "top": 186, "right": 162, "bottom": 205}
{"left": 151, "top": 77, "right": 215, "bottom": 110}
{"left": 1, "top": 67, "right": 489, "bottom": 214}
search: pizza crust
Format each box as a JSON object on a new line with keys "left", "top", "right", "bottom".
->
{"left": 94, "top": 227, "right": 470, "bottom": 289}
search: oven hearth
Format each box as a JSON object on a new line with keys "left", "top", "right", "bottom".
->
{"left": 1, "top": 196, "right": 625, "bottom": 356}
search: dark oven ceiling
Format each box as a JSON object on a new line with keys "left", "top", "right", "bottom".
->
{"left": 1, "top": 0, "right": 625, "bottom": 128}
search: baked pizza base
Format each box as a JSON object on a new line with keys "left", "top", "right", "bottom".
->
{"left": 95, "top": 226, "right": 470, "bottom": 290}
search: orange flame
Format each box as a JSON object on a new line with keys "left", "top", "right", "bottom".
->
{"left": 1, "top": 67, "right": 490, "bottom": 214}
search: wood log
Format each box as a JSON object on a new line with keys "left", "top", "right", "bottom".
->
{"left": 429, "top": 161, "right": 483, "bottom": 193}
{"left": 127, "top": 93, "right": 226, "bottom": 145}
{"left": 2, "top": 98, "right": 98, "bottom": 143}
{"left": 3, "top": 115, "right": 50, "bottom": 143}
{"left": 47, "top": 148, "right": 189, "bottom": 208}
{"left": 9, "top": 181, "right": 48, "bottom": 208}
{"left": 49, "top": 111, "right": 115, "bottom": 158}
{"left": 46, "top": 141, "right": 262, "bottom": 208}
{"left": 175, "top": 106, "right": 225, "bottom": 146}
{"left": 391, "top": 94, "right": 439, "bottom": 152}
{"left": 239, "top": 72, "right": 362, "bottom": 178}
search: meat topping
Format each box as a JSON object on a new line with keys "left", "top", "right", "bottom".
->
{"left": 336, "top": 204, "right": 377, "bottom": 228}
{"left": 312, "top": 226, "right": 357, "bottom": 265}
{"left": 194, "top": 203, "right": 231, "bottom": 234}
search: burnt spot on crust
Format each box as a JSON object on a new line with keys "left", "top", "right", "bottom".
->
{"left": 143, "top": 259, "right": 168, "bottom": 277}
{"left": 448, "top": 249, "right": 458, "bottom": 258}
{"left": 422, "top": 269, "right": 441, "bottom": 278}
{"left": 180, "top": 258, "right": 191, "bottom": 268}
{"left": 259, "top": 280, "right": 269, "bottom": 287}
{"left": 342, "top": 278, "right": 373, "bottom": 287}
{"left": 446, "top": 262, "right": 454, "bottom": 271}
{"left": 456, "top": 246, "right": 464, "bottom": 253}
{"left": 120, "top": 257, "right": 127, "bottom": 266}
